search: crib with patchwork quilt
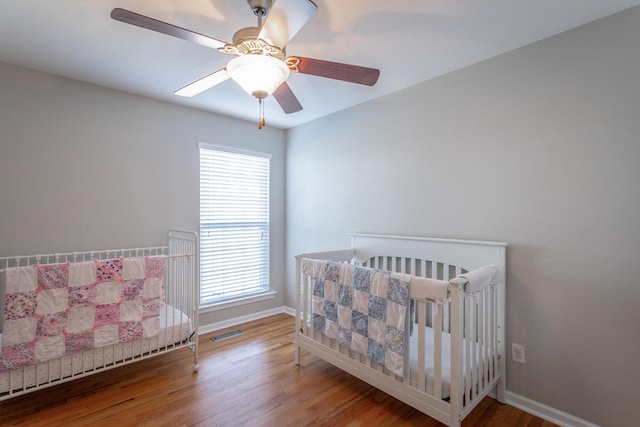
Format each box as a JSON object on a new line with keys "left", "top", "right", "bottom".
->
{"left": 0, "top": 230, "right": 199, "bottom": 401}
{"left": 295, "top": 233, "right": 507, "bottom": 427}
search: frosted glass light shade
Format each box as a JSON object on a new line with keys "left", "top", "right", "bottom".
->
{"left": 227, "top": 54, "right": 290, "bottom": 99}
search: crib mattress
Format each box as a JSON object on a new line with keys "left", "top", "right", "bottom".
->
{"left": 0, "top": 304, "right": 191, "bottom": 394}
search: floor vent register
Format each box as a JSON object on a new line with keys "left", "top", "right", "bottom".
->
{"left": 211, "top": 330, "right": 244, "bottom": 342}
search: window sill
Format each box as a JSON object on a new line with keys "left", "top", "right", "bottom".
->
{"left": 199, "top": 291, "right": 278, "bottom": 314}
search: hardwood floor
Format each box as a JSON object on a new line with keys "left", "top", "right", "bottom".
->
{"left": 0, "top": 314, "right": 557, "bottom": 426}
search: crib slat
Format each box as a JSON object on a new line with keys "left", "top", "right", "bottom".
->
{"left": 433, "top": 303, "right": 443, "bottom": 400}
{"left": 471, "top": 294, "right": 478, "bottom": 401}
{"left": 403, "top": 311, "right": 410, "bottom": 385}
{"left": 417, "top": 300, "right": 427, "bottom": 392}
{"left": 489, "top": 287, "right": 495, "bottom": 383}
{"left": 478, "top": 290, "right": 484, "bottom": 390}
{"left": 303, "top": 275, "right": 309, "bottom": 335}
{"left": 442, "top": 264, "right": 450, "bottom": 332}
{"left": 478, "top": 289, "right": 484, "bottom": 389}
{"left": 465, "top": 293, "right": 472, "bottom": 404}
{"left": 480, "top": 291, "right": 485, "bottom": 387}
{"left": 490, "top": 285, "right": 496, "bottom": 381}
{"left": 483, "top": 288, "right": 490, "bottom": 387}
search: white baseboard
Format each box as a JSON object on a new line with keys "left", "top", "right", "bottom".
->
{"left": 198, "top": 306, "right": 292, "bottom": 335}
{"left": 506, "top": 391, "right": 600, "bottom": 427}
{"left": 199, "top": 307, "right": 599, "bottom": 427}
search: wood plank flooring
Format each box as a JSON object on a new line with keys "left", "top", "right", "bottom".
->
{"left": 0, "top": 314, "right": 557, "bottom": 426}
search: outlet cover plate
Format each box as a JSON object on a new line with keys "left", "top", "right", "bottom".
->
{"left": 512, "top": 343, "right": 526, "bottom": 364}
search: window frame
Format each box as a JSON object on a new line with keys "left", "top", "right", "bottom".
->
{"left": 198, "top": 143, "right": 274, "bottom": 310}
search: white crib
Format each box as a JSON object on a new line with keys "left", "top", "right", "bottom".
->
{"left": 0, "top": 230, "right": 199, "bottom": 401}
{"left": 294, "top": 233, "right": 507, "bottom": 427}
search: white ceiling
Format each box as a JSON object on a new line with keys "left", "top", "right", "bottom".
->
{"left": 1, "top": 0, "right": 639, "bottom": 129}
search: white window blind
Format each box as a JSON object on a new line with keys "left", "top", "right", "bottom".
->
{"left": 199, "top": 144, "right": 270, "bottom": 305}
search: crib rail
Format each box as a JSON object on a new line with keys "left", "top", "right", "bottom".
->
{"left": 294, "top": 242, "right": 506, "bottom": 427}
{"left": 0, "top": 230, "right": 199, "bottom": 401}
{"left": 0, "top": 247, "right": 168, "bottom": 271}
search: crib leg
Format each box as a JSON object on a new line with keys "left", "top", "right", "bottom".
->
{"left": 294, "top": 330, "right": 301, "bottom": 365}
{"left": 294, "top": 344, "right": 301, "bottom": 365}
{"left": 497, "top": 376, "right": 506, "bottom": 403}
{"left": 189, "top": 343, "right": 200, "bottom": 372}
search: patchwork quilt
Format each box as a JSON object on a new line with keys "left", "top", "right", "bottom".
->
{"left": 0, "top": 256, "right": 166, "bottom": 372}
{"left": 302, "top": 259, "right": 411, "bottom": 377}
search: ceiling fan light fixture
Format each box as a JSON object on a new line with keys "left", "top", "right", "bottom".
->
{"left": 226, "top": 54, "right": 290, "bottom": 99}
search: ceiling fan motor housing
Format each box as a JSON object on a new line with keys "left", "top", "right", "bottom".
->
{"left": 225, "top": 26, "right": 285, "bottom": 60}
{"left": 232, "top": 26, "right": 261, "bottom": 46}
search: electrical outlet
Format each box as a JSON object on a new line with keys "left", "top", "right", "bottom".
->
{"left": 512, "top": 343, "right": 525, "bottom": 364}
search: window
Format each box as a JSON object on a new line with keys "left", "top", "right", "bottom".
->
{"left": 199, "top": 144, "right": 271, "bottom": 306}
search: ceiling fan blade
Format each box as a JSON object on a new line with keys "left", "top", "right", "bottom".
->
{"left": 258, "top": 0, "right": 317, "bottom": 50}
{"left": 174, "top": 69, "right": 230, "bottom": 97}
{"left": 111, "top": 8, "right": 227, "bottom": 50}
{"left": 287, "top": 56, "right": 380, "bottom": 86}
{"left": 273, "top": 82, "right": 303, "bottom": 114}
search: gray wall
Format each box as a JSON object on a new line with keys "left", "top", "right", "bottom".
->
{"left": 0, "top": 62, "right": 287, "bottom": 327}
{"left": 286, "top": 7, "right": 640, "bottom": 427}
{"left": 2, "top": 5, "right": 640, "bottom": 426}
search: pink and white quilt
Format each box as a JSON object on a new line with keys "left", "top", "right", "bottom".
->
{"left": 1, "top": 256, "right": 166, "bottom": 372}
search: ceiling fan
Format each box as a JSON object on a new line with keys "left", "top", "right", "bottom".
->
{"left": 111, "top": 0, "right": 380, "bottom": 128}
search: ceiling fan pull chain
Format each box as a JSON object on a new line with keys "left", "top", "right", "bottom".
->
{"left": 258, "top": 98, "right": 266, "bottom": 129}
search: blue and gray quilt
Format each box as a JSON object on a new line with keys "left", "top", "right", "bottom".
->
{"left": 301, "top": 259, "right": 411, "bottom": 377}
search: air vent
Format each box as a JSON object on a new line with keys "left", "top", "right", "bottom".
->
{"left": 211, "top": 330, "right": 244, "bottom": 342}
